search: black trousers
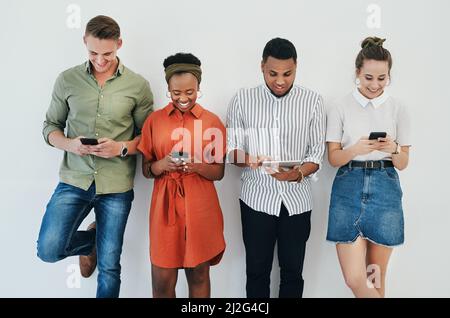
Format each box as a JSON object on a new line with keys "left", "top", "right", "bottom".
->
{"left": 240, "top": 199, "right": 311, "bottom": 298}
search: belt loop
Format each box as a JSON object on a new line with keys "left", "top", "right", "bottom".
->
{"left": 380, "top": 160, "right": 384, "bottom": 169}
{"left": 348, "top": 161, "right": 353, "bottom": 169}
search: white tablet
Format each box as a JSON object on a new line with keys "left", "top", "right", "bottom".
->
{"left": 261, "top": 160, "right": 302, "bottom": 168}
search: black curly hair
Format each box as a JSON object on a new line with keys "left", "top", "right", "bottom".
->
{"left": 262, "top": 38, "right": 297, "bottom": 63}
{"left": 163, "top": 53, "right": 201, "bottom": 69}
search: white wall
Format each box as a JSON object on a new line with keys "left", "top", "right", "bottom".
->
{"left": 1, "top": 0, "right": 449, "bottom": 297}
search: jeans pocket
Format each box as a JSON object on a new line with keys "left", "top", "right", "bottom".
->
{"left": 383, "top": 167, "right": 399, "bottom": 181}
{"left": 335, "top": 166, "right": 350, "bottom": 178}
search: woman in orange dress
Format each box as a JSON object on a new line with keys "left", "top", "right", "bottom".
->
{"left": 138, "top": 53, "right": 226, "bottom": 298}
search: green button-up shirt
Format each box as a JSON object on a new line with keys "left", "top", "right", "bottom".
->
{"left": 43, "top": 59, "right": 154, "bottom": 194}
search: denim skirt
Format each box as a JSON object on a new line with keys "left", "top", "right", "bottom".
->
{"left": 326, "top": 164, "right": 404, "bottom": 247}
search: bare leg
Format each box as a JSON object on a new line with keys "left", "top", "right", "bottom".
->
{"left": 185, "top": 261, "right": 211, "bottom": 298}
{"left": 366, "top": 242, "right": 393, "bottom": 298}
{"left": 152, "top": 264, "right": 178, "bottom": 298}
{"left": 336, "top": 237, "right": 381, "bottom": 298}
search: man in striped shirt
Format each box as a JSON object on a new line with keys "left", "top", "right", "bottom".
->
{"left": 226, "top": 38, "right": 325, "bottom": 298}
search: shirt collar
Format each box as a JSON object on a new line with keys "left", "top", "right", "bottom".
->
{"left": 165, "top": 103, "right": 204, "bottom": 119}
{"left": 261, "top": 84, "right": 296, "bottom": 100}
{"left": 84, "top": 57, "right": 124, "bottom": 76}
{"left": 352, "top": 88, "right": 389, "bottom": 109}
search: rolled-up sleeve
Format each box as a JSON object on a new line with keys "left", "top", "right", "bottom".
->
{"left": 133, "top": 80, "right": 154, "bottom": 135}
{"left": 226, "top": 92, "right": 246, "bottom": 155}
{"left": 304, "top": 96, "right": 326, "bottom": 177}
{"left": 42, "top": 73, "right": 69, "bottom": 146}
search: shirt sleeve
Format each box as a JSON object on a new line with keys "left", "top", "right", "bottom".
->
{"left": 396, "top": 103, "right": 411, "bottom": 147}
{"left": 303, "top": 95, "right": 326, "bottom": 179}
{"left": 226, "top": 92, "right": 246, "bottom": 155}
{"left": 137, "top": 115, "right": 155, "bottom": 161}
{"left": 42, "top": 73, "right": 69, "bottom": 146}
{"left": 326, "top": 102, "right": 344, "bottom": 143}
{"left": 133, "top": 79, "right": 154, "bottom": 135}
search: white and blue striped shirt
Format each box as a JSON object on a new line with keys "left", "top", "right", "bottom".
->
{"left": 226, "top": 84, "right": 325, "bottom": 216}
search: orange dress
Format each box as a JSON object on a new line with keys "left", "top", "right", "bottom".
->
{"left": 138, "top": 103, "right": 226, "bottom": 268}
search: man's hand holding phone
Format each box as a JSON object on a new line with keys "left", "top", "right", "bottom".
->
{"left": 67, "top": 136, "right": 93, "bottom": 156}
{"left": 88, "top": 138, "right": 122, "bottom": 159}
{"left": 68, "top": 137, "right": 124, "bottom": 158}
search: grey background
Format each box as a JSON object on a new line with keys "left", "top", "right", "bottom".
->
{"left": 1, "top": 0, "right": 449, "bottom": 297}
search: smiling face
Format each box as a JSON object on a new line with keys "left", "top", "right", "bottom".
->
{"left": 83, "top": 34, "right": 122, "bottom": 74}
{"left": 357, "top": 59, "right": 390, "bottom": 99}
{"left": 168, "top": 72, "right": 199, "bottom": 111}
{"left": 261, "top": 56, "right": 297, "bottom": 97}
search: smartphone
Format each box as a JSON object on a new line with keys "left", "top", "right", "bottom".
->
{"left": 171, "top": 151, "right": 190, "bottom": 163}
{"left": 368, "top": 132, "right": 387, "bottom": 140}
{"left": 80, "top": 138, "right": 99, "bottom": 145}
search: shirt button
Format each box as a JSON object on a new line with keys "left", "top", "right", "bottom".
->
{"left": 94, "top": 171, "right": 98, "bottom": 175}
{"left": 95, "top": 133, "right": 99, "bottom": 137}
{"left": 100, "top": 95, "right": 104, "bottom": 98}
{"left": 97, "top": 114, "right": 101, "bottom": 117}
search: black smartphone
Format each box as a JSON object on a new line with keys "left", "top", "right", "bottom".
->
{"left": 368, "top": 132, "right": 387, "bottom": 140}
{"left": 80, "top": 138, "right": 99, "bottom": 145}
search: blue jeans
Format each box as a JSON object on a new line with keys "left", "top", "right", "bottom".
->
{"left": 37, "top": 182, "right": 134, "bottom": 298}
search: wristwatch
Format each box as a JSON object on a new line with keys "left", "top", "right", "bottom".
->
{"left": 120, "top": 143, "right": 128, "bottom": 157}
{"left": 392, "top": 142, "right": 401, "bottom": 155}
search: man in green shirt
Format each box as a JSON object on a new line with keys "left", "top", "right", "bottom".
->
{"left": 37, "top": 15, "right": 153, "bottom": 298}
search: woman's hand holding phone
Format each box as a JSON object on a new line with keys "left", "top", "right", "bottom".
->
{"left": 349, "top": 137, "right": 380, "bottom": 156}
{"left": 376, "top": 135, "right": 398, "bottom": 154}
{"left": 151, "top": 155, "right": 183, "bottom": 175}
{"left": 350, "top": 134, "right": 397, "bottom": 156}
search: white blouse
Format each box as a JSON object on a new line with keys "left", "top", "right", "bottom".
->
{"left": 326, "top": 89, "right": 411, "bottom": 161}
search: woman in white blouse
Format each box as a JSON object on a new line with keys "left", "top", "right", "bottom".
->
{"left": 326, "top": 37, "right": 411, "bottom": 297}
